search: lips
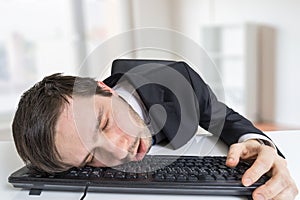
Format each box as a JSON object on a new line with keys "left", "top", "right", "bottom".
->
{"left": 135, "top": 139, "right": 147, "bottom": 161}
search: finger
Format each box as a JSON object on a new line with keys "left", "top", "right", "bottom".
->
{"left": 272, "top": 184, "right": 299, "bottom": 200}
{"left": 253, "top": 158, "right": 298, "bottom": 200}
{"left": 242, "top": 145, "right": 275, "bottom": 186}
{"left": 240, "top": 139, "right": 263, "bottom": 159}
{"left": 226, "top": 143, "right": 245, "bottom": 167}
{"left": 226, "top": 140, "right": 263, "bottom": 168}
{"left": 252, "top": 173, "right": 286, "bottom": 199}
{"left": 252, "top": 180, "right": 298, "bottom": 200}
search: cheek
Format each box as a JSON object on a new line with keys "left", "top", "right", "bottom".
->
{"left": 144, "top": 137, "right": 153, "bottom": 151}
{"left": 89, "top": 156, "right": 106, "bottom": 167}
{"left": 113, "top": 113, "right": 138, "bottom": 137}
{"left": 111, "top": 98, "right": 145, "bottom": 137}
{"left": 92, "top": 153, "right": 110, "bottom": 167}
{"left": 93, "top": 147, "right": 125, "bottom": 167}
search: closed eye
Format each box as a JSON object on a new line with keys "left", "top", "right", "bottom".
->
{"left": 103, "top": 118, "right": 109, "bottom": 130}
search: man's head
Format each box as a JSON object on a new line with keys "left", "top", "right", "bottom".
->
{"left": 12, "top": 73, "right": 152, "bottom": 173}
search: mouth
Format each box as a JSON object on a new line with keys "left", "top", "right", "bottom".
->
{"left": 135, "top": 139, "right": 147, "bottom": 161}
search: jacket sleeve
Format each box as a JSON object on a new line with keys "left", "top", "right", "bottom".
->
{"left": 182, "top": 62, "right": 284, "bottom": 157}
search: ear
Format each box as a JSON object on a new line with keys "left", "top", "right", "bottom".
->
{"left": 97, "top": 81, "right": 118, "bottom": 96}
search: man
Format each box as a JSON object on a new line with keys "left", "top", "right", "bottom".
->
{"left": 12, "top": 59, "right": 298, "bottom": 200}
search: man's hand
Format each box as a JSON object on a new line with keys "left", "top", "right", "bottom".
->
{"left": 226, "top": 139, "right": 298, "bottom": 200}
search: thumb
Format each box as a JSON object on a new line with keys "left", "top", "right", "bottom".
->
{"left": 226, "top": 143, "right": 246, "bottom": 167}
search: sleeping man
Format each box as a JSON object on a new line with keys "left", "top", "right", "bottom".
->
{"left": 12, "top": 59, "right": 298, "bottom": 200}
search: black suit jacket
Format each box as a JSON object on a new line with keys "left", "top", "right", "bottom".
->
{"left": 104, "top": 59, "right": 282, "bottom": 156}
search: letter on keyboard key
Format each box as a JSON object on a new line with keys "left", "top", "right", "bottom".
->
{"left": 214, "top": 175, "right": 226, "bottom": 180}
{"left": 165, "top": 174, "right": 176, "bottom": 181}
{"left": 188, "top": 175, "right": 198, "bottom": 181}
{"left": 176, "top": 175, "right": 187, "bottom": 181}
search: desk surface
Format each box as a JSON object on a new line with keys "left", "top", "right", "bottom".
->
{"left": 1, "top": 130, "right": 299, "bottom": 200}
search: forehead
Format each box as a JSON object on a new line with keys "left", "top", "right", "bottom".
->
{"left": 55, "top": 96, "right": 100, "bottom": 166}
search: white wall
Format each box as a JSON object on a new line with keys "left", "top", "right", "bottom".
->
{"left": 2, "top": 0, "right": 299, "bottom": 131}
{"left": 212, "top": 0, "right": 300, "bottom": 127}
{"left": 132, "top": 0, "right": 300, "bottom": 127}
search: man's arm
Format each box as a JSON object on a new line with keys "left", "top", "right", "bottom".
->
{"left": 182, "top": 62, "right": 279, "bottom": 152}
{"left": 238, "top": 133, "right": 277, "bottom": 149}
{"left": 183, "top": 61, "right": 298, "bottom": 200}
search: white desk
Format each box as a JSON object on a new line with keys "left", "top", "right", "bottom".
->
{"left": 1, "top": 131, "right": 299, "bottom": 200}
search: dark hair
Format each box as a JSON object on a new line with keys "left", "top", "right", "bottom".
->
{"left": 12, "top": 73, "right": 112, "bottom": 173}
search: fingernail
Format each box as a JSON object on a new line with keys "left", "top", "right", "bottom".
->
{"left": 227, "top": 157, "right": 234, "bottom": 163}
{"left": 254, "top": 193, "right": 265, "bottom": 200}
{"left": 244, "top": 178, "right": 252, "bottom": 186}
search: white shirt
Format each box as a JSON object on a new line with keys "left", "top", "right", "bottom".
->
{"left": 113, "top": 79, "right": 148, "bottom": 122}
{"left": 113, "top": 80, "right": 276, "bottom": 149}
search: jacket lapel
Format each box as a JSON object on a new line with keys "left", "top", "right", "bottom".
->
{"left": 103, "top": 61, "right": 198, "bottom": 149}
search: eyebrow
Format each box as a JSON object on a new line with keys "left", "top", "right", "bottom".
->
{"left": 95, "top": 107, "right": 104, "bottom": 132}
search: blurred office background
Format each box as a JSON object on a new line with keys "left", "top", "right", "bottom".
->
{"left": 1, "top": 0, "right": 300, "bottom": 140}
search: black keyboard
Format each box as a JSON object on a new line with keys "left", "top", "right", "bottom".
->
{"left": 8, "top": 155, "right": 269, "bottom": 196}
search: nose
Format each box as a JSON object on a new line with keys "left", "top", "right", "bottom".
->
{"left": 103, "top": 124, "right": 133, "bottom": 159}
{"left": 88, "top": 135, "right": 130, "bottom": 167}
{"left": 89, "top": 157, "right": 106, "bottom": 167}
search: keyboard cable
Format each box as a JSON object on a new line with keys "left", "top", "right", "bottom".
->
{"left": 80, "top": 182, "right": 91, "bottom": 200}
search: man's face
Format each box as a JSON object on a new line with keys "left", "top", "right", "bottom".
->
{"left": 55, "top": 92, "right": 153, "bottom": 169}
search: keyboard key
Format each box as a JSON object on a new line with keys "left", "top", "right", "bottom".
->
{"left": 188, "top": 175, "right": 198, "bottom": 181}
{"left": 35, "top": 155, "right": 269, "bottom": 191}
{"left": 176, "top": 175, "right": 187, "bottom": 181}
{"left": 165, "top": 174, "right": 176, "bottom": 181}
